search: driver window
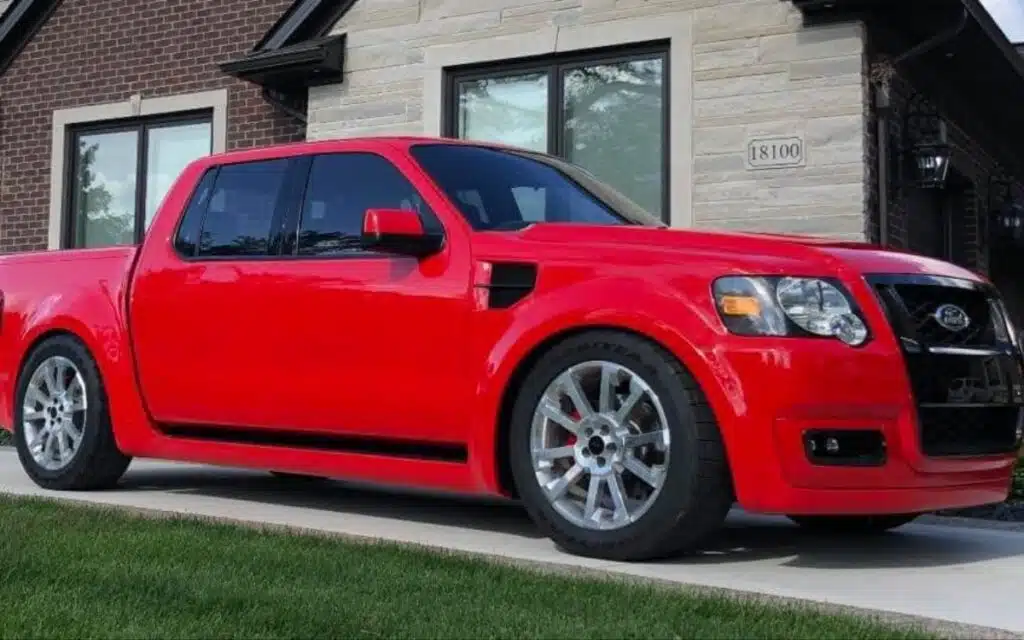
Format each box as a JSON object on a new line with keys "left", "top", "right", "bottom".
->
{"left": 297, "top": 152, "right": 440, "bottom": 256}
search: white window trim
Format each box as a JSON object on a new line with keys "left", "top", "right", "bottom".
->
{"left": 48, "top": 89, "right": 229, "bottom": 250}
{"left": 420, "top": 14, "right": 694, "bottom": 228}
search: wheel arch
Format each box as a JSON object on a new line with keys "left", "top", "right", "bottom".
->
{"left": 491, "top": 323, "right": 737, "bottom": 499}
{"left": 7, "top": 326, "right": 103, "bottom": 430}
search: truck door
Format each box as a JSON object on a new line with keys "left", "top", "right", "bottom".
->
{"left": 128, "top": 146, "right": 475, "bottom": 447}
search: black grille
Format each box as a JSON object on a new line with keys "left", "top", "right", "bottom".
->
{"left": 872, "top": 279, "right": 999, "bottom": 348}
{"left": 892, "top": 283, "right": 995, "bottom": 347}
{"left": 867, "top": 274, "right": 1024, "bottom": 457}
{"left": 917, "top": 406, "right": 1021, "bottom": 457}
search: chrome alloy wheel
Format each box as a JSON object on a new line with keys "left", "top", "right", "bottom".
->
{"left": 530, "top": 360, "right": 671, "bottom": 531}
{"left": 22, "top": 356, "right": 88, "bottom": 471}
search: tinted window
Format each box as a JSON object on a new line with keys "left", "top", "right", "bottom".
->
{"left": 173, "top": 168, "right": 217, "bottom": 257}
{"left": 297, "top": 153, "right": 439, "bottom": 256}
{"left": 198, "top": 158, "right": 291, "bottom": 257}
{"left": 409, "top": 143, "right": 664, "bottom": 231}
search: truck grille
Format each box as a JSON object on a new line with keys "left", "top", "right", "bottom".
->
{"left": 867, "top": 274, "right": 1024, "bottom": 457}
{"left": 890, "top": 283, "right": 996, "bottom": 347}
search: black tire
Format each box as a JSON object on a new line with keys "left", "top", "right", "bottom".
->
{"left": 13, "top": 335, "right": 131, "bottom": 491}
{"left": 787, "top": 514, "right": 919, "bottom": 534}
{"left": 508, "top": 330, "right": 734, "bottom": 561}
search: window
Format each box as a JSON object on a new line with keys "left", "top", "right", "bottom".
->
{"left": 446, "top": 45, "right": 668, "bottom": 221}
{"left": 66, "top": 113, "right": 213, "bottom": 249}
{"left": 194, "top": 159, "right": 292, "bottom": 258}
{"left": 295, "top": 153, "right": 439, "bottom": 256}
{"left": 410, "top": 143, "right": 664, "bottom": 231}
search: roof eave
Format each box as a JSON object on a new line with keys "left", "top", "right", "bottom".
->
{"left": 220, "top": 33, "right": 345, "bottom": 92}
{"left": 0, "top": 0, "right": 60, "bottom": 76}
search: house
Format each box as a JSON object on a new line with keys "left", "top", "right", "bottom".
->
{"left": 1, "top": 0, "right": 1023, "bottom": 319}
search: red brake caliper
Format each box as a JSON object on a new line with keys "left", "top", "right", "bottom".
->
{"left": 566, "top": 409, "right": 581, "bottom": 446}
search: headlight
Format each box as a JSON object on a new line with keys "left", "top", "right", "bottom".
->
{"left": 712, "top": 276, "right": 870, "bottom": 346}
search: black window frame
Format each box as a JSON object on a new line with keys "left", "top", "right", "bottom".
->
{"left": 171, "top": 151, "right": 446, "bottom": 262}
{"left": 63, "top": 109, "right": 215, "bottom": 249}
{"left": 441, "top": 41, "right": 671, "bottom": 222}
{"left": 172, "top": 156, "right": 306, "bottom": 262}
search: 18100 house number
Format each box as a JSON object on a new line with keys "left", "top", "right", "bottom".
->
{"left": 745, "top": 135, "right": 806, "bottom": 170}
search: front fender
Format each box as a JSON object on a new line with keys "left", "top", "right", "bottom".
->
{"left": 466, "top": 276, "right": 748, "bottom": 495}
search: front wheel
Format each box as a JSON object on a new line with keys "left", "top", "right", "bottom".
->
{"left": 13, "top": 335, "right": 131, "bottom": 491}
{"left": 508, "top": 330, "right": 734, "bottom": 561}
{"left": 787, "top": 514, "right": 919, "bottom": 534}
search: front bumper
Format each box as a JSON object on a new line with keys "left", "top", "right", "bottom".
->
{"left": 715, "top": 273, "right": 1023, "bottom": 516}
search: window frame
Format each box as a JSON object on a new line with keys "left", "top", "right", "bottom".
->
{"left": 278, "top": 151, "right": 446, "bottom": 261}
{"left": 441, "top": 41, "right": 671, "bottom": 222}
{"left": 171, "top": 151, "right": 447, "bottom": 263}
{"left": 171, "top": 156, "right": 307, "bottom": 262}
{"left": 63, "top": 109, "right": 214, "bottom": 250}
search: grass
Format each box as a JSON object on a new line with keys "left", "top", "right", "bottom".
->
{"left": 0, "top": 429, "right": 10, "bottom": 446}
{"left": 0, "top": 495, "right": 933, "bottom": 640}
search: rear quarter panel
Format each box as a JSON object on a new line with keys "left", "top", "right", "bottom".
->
{"left": 0, "top": 247, "right": 145, "bottom": 449}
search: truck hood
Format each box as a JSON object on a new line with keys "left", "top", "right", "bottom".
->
{"left": 479, "top": 223, "right": 986, "bottom": 284}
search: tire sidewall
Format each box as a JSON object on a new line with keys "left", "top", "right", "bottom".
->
{"left": 509, "top": 332, "right": 704, "bottom": 550}
{"left": 13, "top": 337, "right": 110, "bottom": 487}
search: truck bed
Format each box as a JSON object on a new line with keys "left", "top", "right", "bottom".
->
{"left": 0, "top": 245, "right": 139, "bottom": 428}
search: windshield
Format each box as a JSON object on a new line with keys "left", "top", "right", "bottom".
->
{"left": 408, "top": 143, "right": 666, "bottom": 231}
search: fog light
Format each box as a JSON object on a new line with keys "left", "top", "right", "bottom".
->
{"left": 804, "top": 429, "right": 886, "bottom": 466}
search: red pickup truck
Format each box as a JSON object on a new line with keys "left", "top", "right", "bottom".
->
{"left": 0, "top": 136, "right": 1020, "bottom": 560}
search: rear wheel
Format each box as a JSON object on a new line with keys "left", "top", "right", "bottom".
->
{"left": 508, "top": 330, "right": 733, "bottom": 561}
{"left": 14, "top": 335, "right": 131, "bottom": 490}
{"left": 787, "top": 514, "right": 919, "bottom": 533}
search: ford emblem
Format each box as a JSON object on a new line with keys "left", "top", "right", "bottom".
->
{"left": 934, "top": 304, "right": 971, "bottom": 332}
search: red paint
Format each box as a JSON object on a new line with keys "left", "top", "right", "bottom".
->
{"left": 0, "top": 135, "right": 1016, "bottom": 517}
{"left": 363, "top": 208, "right": 425, "bottom": 237}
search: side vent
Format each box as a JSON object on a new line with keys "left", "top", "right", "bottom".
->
{"left": 485, "top": 262, "right": 538, "bottom": 309}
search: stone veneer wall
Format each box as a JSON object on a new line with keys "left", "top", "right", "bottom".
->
{"left": 308, "top": 0, "right": 867, "bottom": 239}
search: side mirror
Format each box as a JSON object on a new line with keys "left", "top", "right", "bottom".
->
{"left": 360, "top": 208, "right": 443, "bottom": 258}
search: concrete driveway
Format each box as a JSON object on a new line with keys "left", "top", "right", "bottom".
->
{"left": 0, "top": 448, "right": 1022, "bottom": 636}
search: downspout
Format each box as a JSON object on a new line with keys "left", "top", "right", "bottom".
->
{"left": 871, "top": 8, "right": 968, "bottom": 247}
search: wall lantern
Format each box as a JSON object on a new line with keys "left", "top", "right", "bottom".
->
{"left": 910, "top": 119, "right": 951, "bottom": 189}
{"left": 996, "top": 202, "right": 1024, "bottom": 244}
{"left": 903, "top": 94, "right": 951, "bottom": 190}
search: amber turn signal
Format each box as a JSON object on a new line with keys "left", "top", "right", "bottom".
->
{"left": 719, "top": 295, "right": 761, "bottom": 316}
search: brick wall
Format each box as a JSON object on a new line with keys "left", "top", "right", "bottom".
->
{"left": 864, "top": 37, "right": 1024, "bottom": 324}
{"left": 0, "top": 0, "right": 305, "bottom": 253}
{"left": 306, "top": 0, "right": 868, "bottom": 239}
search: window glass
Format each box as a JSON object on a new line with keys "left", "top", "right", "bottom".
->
{"left": 297, "top": 153, "right": 438, "bottom": 256}
{"left": 457, "top": 72, "right": 548, "bottom": 153}
{"left": 447, "top": 48, "right": 668, "bottom": 222}
{"left": 71, "top": 130, "right": 138, "bottom": 248}
{"left": 173, "top": 168, "right": 217, "bottom": 257}
{"left": 145, "top": 121, "right": 213, "bottom": 227}
{"left": 67, "top": 116, "right": 213, "bottom": 249}
{"left": 197, "top": 159, "right": 290, "bottom": 257}
{"left": 410, "top": 143, "right": 664, "bottom": 231}
{"left": 563, "top": 57, "right": 665, "bottom": 217}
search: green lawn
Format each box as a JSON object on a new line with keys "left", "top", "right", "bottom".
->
{"left": 0, "top": 496, "right": 931, "bottom": 639}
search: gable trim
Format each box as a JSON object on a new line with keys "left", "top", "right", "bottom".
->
{"left": 254, "top": 0, "right": 356, "bottom": 52}
{"left": 0, "top": 0, "right": 60, "bottom": 76}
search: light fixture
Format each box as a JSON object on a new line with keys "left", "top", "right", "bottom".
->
{"left": 996, "top": 202, "right": 1024, "bottom": 242}
{"left": 911, "top": 119, "right": 951, "bottom": 189}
